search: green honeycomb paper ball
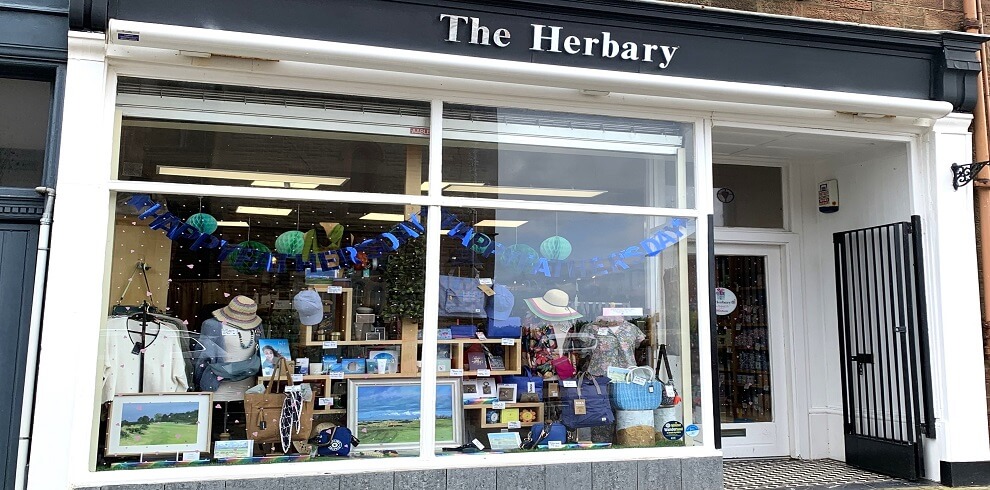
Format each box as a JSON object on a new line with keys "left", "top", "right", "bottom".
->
{"left": 497, "top": 243, "right": 539, "bottom": 272}
{"left": 540, "top": 235, "right": 572, "bottom": 260}
{"left": 227, "top": 241, "right": 271, "bottom": 274}
{"left": 186, "top": 213, "right": 218, "bottom": 235}
{"left": 275, "top": 230, "right": 306, "bottom": 255}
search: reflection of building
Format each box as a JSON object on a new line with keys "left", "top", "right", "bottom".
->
{"left": 26, "top": 0, "right": 990, "bottom": 488}
{"left": 0, "top": 2, "right": 67, "bottom": 489}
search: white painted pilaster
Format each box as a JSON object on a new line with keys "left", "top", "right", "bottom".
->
{"left": 26, "top": 31, "right": 113, "bottom": 490}
{"left": 915, "top": 114, "right": 990, "bottom": 479}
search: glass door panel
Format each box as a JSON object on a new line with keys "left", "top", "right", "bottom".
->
{"left": 715, "top": 255, "right": 772, "bottom": 422}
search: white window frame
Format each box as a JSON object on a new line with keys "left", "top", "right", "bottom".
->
{"left": 43, "top": 35, "right": 729, "bottom": 489}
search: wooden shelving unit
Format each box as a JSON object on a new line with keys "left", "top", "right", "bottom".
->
{"left": 464, "top": 402, "right": 544, "bottom": 428}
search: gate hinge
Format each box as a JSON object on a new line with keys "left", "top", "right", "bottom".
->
{"left": 894, "top": 325, "right": 907, "bottom": 333}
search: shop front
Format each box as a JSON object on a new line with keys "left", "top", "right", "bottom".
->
{"left": 30, "top": 0, "right": 990, "bottom": 488}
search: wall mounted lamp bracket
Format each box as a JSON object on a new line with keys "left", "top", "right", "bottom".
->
{"left": 951, "top": 161, "right": 990, "bottom": 190}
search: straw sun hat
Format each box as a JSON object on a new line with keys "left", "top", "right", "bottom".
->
{"left": 213, "top": 295, "right": 262, "bottom": 329}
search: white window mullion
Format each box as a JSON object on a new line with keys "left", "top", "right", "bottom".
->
{"left": 417, "top": 99, "right": 444, "bottom": 457}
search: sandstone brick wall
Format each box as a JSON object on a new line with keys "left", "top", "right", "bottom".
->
{"left": 667, "top": 0, "right": 982, "bottom": 31}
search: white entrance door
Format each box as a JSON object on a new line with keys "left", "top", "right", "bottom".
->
{"left": 714, "top": 244, "right": 790, "bottom": 458}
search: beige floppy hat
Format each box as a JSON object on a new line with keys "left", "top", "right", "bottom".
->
{"left": 524, "top": 289, "right": 582, "bottom": 322}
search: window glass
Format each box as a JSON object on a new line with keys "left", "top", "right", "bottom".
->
{"left": 712, "top": 164, "right": 784, "bottom": 228}
{"left": 99, "top": 193, "right": 432, "bottom": 468}
{"left": 0, "top": 78, "right": 50, "bottom": 188}
{"left": 116, "top": 79, "right": 430, "bottom": 195}
{"left": 441, "top": 104, "right": 695, "bottom": 208}
{"left": 96, "top": 82, "right": 707, "bottom": 471}
{"left": 432, "top": 207, "right": 699, "bottom": 452}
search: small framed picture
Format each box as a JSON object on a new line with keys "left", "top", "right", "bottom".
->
{"left": 462, "top": 380, "right": 481, "bottom": 401}
{"left": 496, "top": 383, "right": 517, "bottom": 403}
{"left": 479, "top": 379, "right": 495, "bottom": 397}
{"left": 365, "top": 331, "right": 383, "bottom": 341}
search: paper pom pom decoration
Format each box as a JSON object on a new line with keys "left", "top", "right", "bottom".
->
{"left": 540, "top": 235, "right": 572, "bottom": 260}
{"left": 497, "top": 243, "right": 539, "bottom": 272}
{"left": 226, "top": 241, "right": 271, "bottom": 273}
{"left": 275, "top": 230, "right": 306, "bottom": 255}
{"left": 186, "top": 213, "right": 218, "bottom": 235}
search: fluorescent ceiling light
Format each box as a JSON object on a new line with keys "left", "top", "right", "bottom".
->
{"left": 251, "top": 180, "right": 322, "bottom": 189}
{"left": 359, "top": 213, "right": 406, "bottom": 222}
{"left": 474, "top": 220, "right": 528, "bottom": 228}
{"left": 444, "top": 184, "right": 606, "bottom": 198}
{"left": 420, "top": 181, "right": 484, "bottom": 191}
{"left": 235, "top": 206, "right": 293, "bottom": 216}
{"left": 216, "top": 220, "right": 250, "bottom": 227}
{"left": 157, "top": 166, "right": 348, "bottom": 186}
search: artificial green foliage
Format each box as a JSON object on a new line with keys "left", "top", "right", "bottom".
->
{"left": 327, "top": 223, "right": 344, "bottom": 250}
{"left": 381, "top": 237, "right": 426, "bottom": 326}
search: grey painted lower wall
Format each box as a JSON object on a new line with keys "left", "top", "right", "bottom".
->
{"left": 74, "top": 456, "right": 722, "bottom": 490}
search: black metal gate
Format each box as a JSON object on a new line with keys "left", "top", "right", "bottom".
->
{"left": 833, "top": 216, "right": 935, "bottom": 481}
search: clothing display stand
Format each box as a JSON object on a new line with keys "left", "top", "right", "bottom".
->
{"left": 126, "top": 301, "right": 158, "bottom": 393}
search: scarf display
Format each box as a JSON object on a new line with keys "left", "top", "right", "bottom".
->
{"left": 279, "top": 390, "right": 303, "bottom": 453}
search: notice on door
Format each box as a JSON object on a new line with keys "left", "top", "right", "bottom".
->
{"left": 715, "top": 287, "right": 738, "bottom": 316}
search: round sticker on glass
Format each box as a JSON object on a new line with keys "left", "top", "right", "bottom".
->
{"left": 715, "top": 288, "right": 738, "bottom": 316}
{"left": 685, "top": 424, "right": 700, "bottom": 438}
{"left": 662, "top": 421, "right": 684, "bottom": 441}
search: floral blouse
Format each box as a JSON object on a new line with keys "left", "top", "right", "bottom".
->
{"left": 582, "top": 321, "right": 646, "bottom": 377}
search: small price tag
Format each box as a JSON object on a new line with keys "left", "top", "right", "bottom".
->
{"left": 472, "top": 438, "right": 485, "bottom": 450}
{"left": 632, "top": 376, "right": 647, "bottom": 386}
{"left": 597, "top": 328, "right": 609, "bottom": 336}
{"left": 547, "top": 382, "right": 560, "bottom": 398}
{"left": 221, "top": 326, "right": 238, "bottom": 336}
{"left": 328, "top": 372, "right": 344, "bottom": 380}
{"left": 478, "top": 284, "right": 496, "bottom": 296}
{"left": 547, "top": 441, "right": 563, "bottom": 449}
{"left": 291, "top": 374, "right": 304, "bottom": 382}
{"left": 507, "top": 421, "right": 521, "bottom": 429}
{"left": 476, "top": 332, "right": 488, "bottom": 341}
{"left": 573, "top": 399, "right": 587, "bottom": 415}
{"left": 449, "top": 368, "right": 464, "bottom": 377}
{"left": 318, "top": 397, "right": 332, "bottom": 407}
{"left": 492, "top": 401, "right": 507, "bottom": 410}
{"left": 285, "top": 385, "right": 301, "bottom": 392}
{"left": 477, "top": 369, "right": 491, "bottom": 377}
{"left": 500, "top": 338, "right": 515, "bottom": 346}
{"left": 526, "top": 381, "right": 536, "bottom": 393}
{"left": 181, "top": 451, "right": 201, "bottom": 461}
{"left": 326, "top": 286, "right": 343, "bottom": 294}
{"left": 479, "top": 278, "right": 493, "bottom": 285}
{"left": 562, "top": 380, "right": 577, "bottom": 388}
{"left": 322, "top": 341, "right": 338, "bottom": 349}
{"left": 665, "top": 384, "right": 676, "bottom": 397}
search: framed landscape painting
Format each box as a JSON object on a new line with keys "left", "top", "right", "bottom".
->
{"left": 106, "top": 393, "right": 212, "bottom": 456}
{"left": 347, "top": 379, "right": 462, "bottom": 450}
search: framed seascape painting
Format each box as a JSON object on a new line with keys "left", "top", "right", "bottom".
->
{"left": 106, "top": 393, "right": 212, "bottom": 456}
{"left": 347, "top": 379, "right": 462, "bottom": 450}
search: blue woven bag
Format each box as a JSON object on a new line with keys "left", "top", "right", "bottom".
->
{"left": 609, "top": 381, "right": 664, "bottom": 410}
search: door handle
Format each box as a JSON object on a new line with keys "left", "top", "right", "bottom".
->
{"left": 850, "top": 353, "right": 874, "bottom": 364}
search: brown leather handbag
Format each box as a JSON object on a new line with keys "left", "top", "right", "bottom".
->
{"left": 244, "top": 358, "right": 314, "bottom": 446}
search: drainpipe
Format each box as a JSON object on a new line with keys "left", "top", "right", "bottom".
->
{"left": 14, "top": 187, "right": 55, "bottom": 490}
{"left": 965, "top": 0, "right": 990, "bottom": 434}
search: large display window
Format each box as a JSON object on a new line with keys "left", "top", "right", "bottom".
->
{"left": 94, "top": 79, "right": 708, "bottom": 471}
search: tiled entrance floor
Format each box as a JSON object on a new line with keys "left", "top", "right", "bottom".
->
{"left": 724, "top": 458, "right": 936, "bottom": 489}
